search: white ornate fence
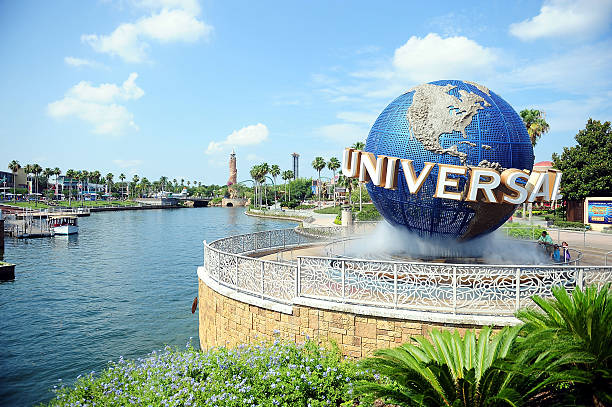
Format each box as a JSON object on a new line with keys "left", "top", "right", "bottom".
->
{"left": 203, "top": 228, "right": 612, "bottom": 316}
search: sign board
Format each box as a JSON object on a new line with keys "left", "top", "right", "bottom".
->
{"left": 587, "top": 200, "right": 612, "bottom": 224}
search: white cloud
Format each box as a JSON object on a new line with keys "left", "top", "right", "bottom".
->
{"left": 206, "top": 123, "right": 269, "bottom": 155}
{"left": 500, "top": 41, "right": 612, "bottom": 93}
{"left": 392, "top": 33, "right": 498, "bottom": 83}
{"left": 47, "top": 73, "right": 143, "bottom": 135}
{"left": 314, "top": 123, "right": 369, "bottom": 144}
{"left": 83, "top": 1, "right": 212, "bottom": 63}
{"left": 509, "top": 0, "right": 612, "bottom": 41}
{"left": 336, "top": 111, "right": 378, "bottom": 125}
{"left": 113, "top": 159, "right": 143, "bottom": 168}
{"left": 64, "top": 56, "right": 105, "bottom": 69}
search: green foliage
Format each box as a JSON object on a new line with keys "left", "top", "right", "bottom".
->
{"left": 45, "top": 340, "right": 365, "bottom": 407}
{"left": 355, "top": 326, "right": 542, "bottom": 407}
{"left": 516, "top": 284, "right": 612, "bottom": 406}
{"left": 552, "top": 119, "right": 612, "bottom": 201}
{"left": 334, "top": 213, "right": 342, "bottom": 225}
{"left": 285, "top": 199, "right": 300, "bottom": 209}
{"left": 355, "top": 205, "right": 381, "bottom": 221}
{"left": 503, "top": 223, "right": 545, "bottom": 240}
{"left": 295, "top": 204, "right": 315, "bottom": 210}
{"left": 288, "top": 178, "right": 313, "bottom": 201}
{"left": 520, "top": 109, "right": 550, "bottom": 147}
{"left": 314, "top": 205, "right": 343, "bottom": 214}
{"left": 551, "top": 220, "right": 587, "bottom": 229}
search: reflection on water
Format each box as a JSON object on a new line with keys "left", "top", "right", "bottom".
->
{"left": 0, "top": 207, "right": 295, "bottom": 406}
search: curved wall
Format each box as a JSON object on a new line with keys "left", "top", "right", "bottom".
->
{"left": 198, "top": 270, "right": 505, "bottom": 358}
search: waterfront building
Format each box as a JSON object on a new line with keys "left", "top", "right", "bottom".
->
{"left": 0, "top": 168, "right": 27, "bottom": 189}
{"left": 291, "top": 152, "right": 299, "bottom": 180}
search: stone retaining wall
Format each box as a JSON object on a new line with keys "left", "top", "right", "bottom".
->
{"left": 198, "top": 277, "right": 488, "bottom": 358}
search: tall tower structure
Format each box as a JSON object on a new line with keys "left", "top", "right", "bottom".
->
{"left": 228, "top": 149, "right": 238, "bottom": 198}
{"left": 291, "top": 153, "right": 299, "bottom": 180}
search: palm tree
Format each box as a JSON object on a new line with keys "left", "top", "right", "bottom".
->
{"left": 119, "top": 173, "right": 126, "bottom": 199}
{"left": 520, "top": 109, "right": 550, "bottom": 147}
{"left": 270, "top": 164, "right": 280, "bottom": 205}
{"left": 250, "top": 166, "right": 259, "bottom": 207}
{"left": 351, "top": 142, "right": 365, "bottom": 211}
{"left": 132, "top": 175, "right": 139, "bottom": 198}
{"left": 180, "top": 178, "right": 184, "bottom": 187}
{"left": 311, "top": 157, "right": 326, "bottom": 207}
{"left": 160, "top": 176, "right": 168, "bottom": 193}
{"left": 76, "top": 171, "right": 85, "bottom": 205}
{"left": 337, "top": 175, "right": 357, "bottom": 205}
{"left": 516, "top": 283, "right": 612, "bottom": 406}
{"left": 81, "top": 170, "right": 89, "bottom": 200}
{"left": 356, "top": 326, "right": 548, "bottom": 407}
{"left": 327, "top": 157, "right": 341, "bottom": 207}
{"left": 42, "top": 168, "right": 53, "bottom": 200}
{"left": 23, "top": 164, "right": 33, "bottom": 199}
{"left": 66, "top": 169, "right": 75, "bottom": 205}
{"left": 53, "top": 167, "right": 61, "bottom": 199}
{"left": 260, "top": 163, "right": 269, "bottom": 206}
{"left": 8, "top": 160, "right": 21, "bottom": 201}
{"left": 281, "top": 170, "right": 293, "bottom": 202}
{"left": 105, "top": 173, "right": 114, "bottom": 196}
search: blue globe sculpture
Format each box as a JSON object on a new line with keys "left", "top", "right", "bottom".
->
{"left": 365, "top": 80, "right": 534, "bottom": 240}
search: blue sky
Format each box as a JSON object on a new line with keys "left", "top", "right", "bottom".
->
{"left": 1, "top": 0, "right": 611, "bottom": 185}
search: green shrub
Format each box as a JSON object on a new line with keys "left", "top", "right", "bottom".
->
{"left": 552, "top": 220, "right": 587, "bottom": 229}
{"left": 46, "top": 340, "right": 366, "bottom": 407}
{"left": 295, "top": 204, "right": 315, "bottom": 210}
{"left": 503, "top": 223, "right": 545, "bottom": 240}
{"left": 334, "top": 213, "right": 342, "bottom": 225}
{"left": 286, "top": 199, "right": 300, "bottom": 209}
{"left": 356, "top": 205, "right": 381, "bottom": 221}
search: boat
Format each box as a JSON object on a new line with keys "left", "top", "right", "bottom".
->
{"left": 49, "top": 215, "right": 78, "bottom": 235}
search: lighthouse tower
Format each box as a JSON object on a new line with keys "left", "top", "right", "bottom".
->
{"left": 227, "top": 149, "right": 238, "bottom": 198}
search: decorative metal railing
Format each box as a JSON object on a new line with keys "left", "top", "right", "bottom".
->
{"left": 203, "top": 228, "right": 612, "bottom": 316}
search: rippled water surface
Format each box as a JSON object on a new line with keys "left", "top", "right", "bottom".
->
{"left": 0, "top": 207, "right": 294, "bottom": 406}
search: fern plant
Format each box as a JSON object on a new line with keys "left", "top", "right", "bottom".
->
{"left": 354, "top": 326, "right": 550, "bottom": 406}
{"left": 516, "top": 283, "right": 612, "bottom": 406}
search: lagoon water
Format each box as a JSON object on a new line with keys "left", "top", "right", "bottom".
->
{"left": 0, "top": 207, "right": 295, "bottom": 406}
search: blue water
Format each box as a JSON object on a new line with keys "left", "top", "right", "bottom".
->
{"left": 0, "top": 208, "right": 295, "bottom": 406}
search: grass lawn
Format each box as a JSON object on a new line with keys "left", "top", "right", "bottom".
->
{"left": 313, "top": 204, "right": 376, "bottom": 215}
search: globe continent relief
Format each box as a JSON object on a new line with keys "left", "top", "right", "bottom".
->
{"left": 365, "top": 80, "right": 534, "bottom": 240}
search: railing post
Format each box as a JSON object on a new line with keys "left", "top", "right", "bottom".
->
{"left": 203, "top": 240, "right": 207, "bottom": 271}
{"left": 452, "top": 266, "right": 457, "bottom": 314}
{"left": 235, "top": 256, "right": 239, "bottom": 287}
{"left": 515, "top": 267, "right": 521, "bottom": 311}
{"left": 577, "top": 268, "right": 584, "bottom": 290}
{"left": 260, "top": 262, "right": 265, "bottom": 299}
{"left": 393, "top": 264, "right": 398, "bottom": 308}
{"left": 296, "top": 257, "right": 301, "bottom": 297}
{"left": 341, "top": 260, "right": 346, "bottom": 301}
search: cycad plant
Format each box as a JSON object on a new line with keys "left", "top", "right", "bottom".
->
{"left": 355, "top": 326, "right": 542, "bottom": 407}
{"left": 516, "top": 283, "right": 612, "bottom": 406}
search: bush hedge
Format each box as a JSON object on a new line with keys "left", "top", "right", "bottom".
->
{"left": 46, "top": 340, "right": 367, "bottom": 407}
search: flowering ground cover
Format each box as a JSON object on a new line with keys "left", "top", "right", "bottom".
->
{"left": 45, "top": 339, "right": 368, "bottom": 407}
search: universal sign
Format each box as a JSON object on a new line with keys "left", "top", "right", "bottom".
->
{"left": 341, "top": 148, "right": 562, "bottom": 204}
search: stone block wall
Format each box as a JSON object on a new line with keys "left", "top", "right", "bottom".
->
{"left": 198, "top": 278, "right": 487, "bottom": 358}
